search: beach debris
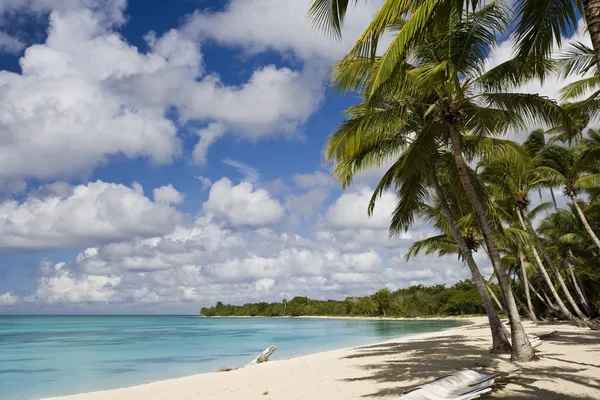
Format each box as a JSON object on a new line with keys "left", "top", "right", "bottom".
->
{"left": 218, "top": 367, "right": 236, "bottom": 372}
{"left": 248, "top": 346, "right": 277, "bottom": 365}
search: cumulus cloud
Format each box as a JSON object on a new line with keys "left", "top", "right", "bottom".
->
{"left": 182, "top": 0, "right": 385, "bottom": 61}
{"left": 203, "top": 178, "right": 285, "bottom": 227}
{"left": 0, "top": 181, "right": 183, "bottom": 251}
{"left": 324, "top": 186, "right": 397, "bottom": 229}
{"left": 0, "top": 3, "right": 328, "bottom": 184}
{"left": 32, "top": 262, "right": 121, "bottom": 303}
{"left": 11, "top": 209, "right": 469, "bottom": 309}
{"left": 153, "top": 184, "right": 184, "bottom": 205}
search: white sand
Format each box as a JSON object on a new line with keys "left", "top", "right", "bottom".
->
{"left": 50, "top": 317, "right": 600, "bottom": 400}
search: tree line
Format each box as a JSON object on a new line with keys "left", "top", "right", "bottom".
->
{"left": 201, "top": 280, "right": 500, "bottom": 317}
{"left": 303, "top": 0, "right": 600, "bottom": 362}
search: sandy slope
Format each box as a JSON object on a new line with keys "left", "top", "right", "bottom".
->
{"left": 50, "top": 317, "right": 600, "bottom": 400}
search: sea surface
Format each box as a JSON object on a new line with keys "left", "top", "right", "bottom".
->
{"left": 0, "top": 316, "right": 466, "bottom": 400}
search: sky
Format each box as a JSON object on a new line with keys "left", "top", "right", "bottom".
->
{"left": 0, "top": 0, "right": 591, "bottom": 314}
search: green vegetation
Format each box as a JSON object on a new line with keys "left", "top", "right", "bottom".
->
{"left": 201, "top": 280, "right": 496, "bottom": 318}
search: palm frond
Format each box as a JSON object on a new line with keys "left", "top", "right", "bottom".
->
{"left": 512, "top": 0, "right": 579, "bottom": 74}
{"left": 558, "top": 41, "right": 598, "bottom": 77}
{"left": 308, "top": 0, "right": 358, "bottom": 39}
{"left": 559, "top": 76, "right": 600, "bottom": 101}
{"left": 405, "top": 234, "right": 459, "bottom": 259}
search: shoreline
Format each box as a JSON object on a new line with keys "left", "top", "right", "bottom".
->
{"left": 46, "top": 316, "right": 600, "bottom": 399}
{"left": 203, "top": 314, "right": 482, "bottom": 321}
{"left": 44, "top": 316, "right": 480, "bottom": 400}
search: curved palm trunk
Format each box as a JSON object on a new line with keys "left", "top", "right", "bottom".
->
{"left": 583, "top": 0, "right": 600, "bottom": 73}
{"left": 566, "top": 260, "right": 593, "bottom": 318}
{"left": 430, "top": 170, "right": 511, "bottom": 353}
{"left": 528, "top": 281, "right": 552, "bottom": 318}
{"left": 519, "top": 250, "right": 538, "bottom": 323}
{"left": 449, "top": 129, "right": 533, "bottom": 361}
{"left": 571, "top": 197, "right": 600, "bottom": 251}
{"left": 486, "top": 283, "right": 506, "bottom": 314}
{"left": 517, "top": 209, "right": 595, "bottom": 328}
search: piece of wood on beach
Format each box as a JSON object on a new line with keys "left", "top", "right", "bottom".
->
{"left": 248, "top": 346, "right": 277, "bottom": 365}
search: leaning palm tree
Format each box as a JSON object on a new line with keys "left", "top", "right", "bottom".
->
{"left": 325, "top": 2, "right": 571, "bottom": 360}
{"left": 538, "top": 140, "right": 600, "bottom": 251}
{"left": 327, "top": 89, "right": 514, "bottom": 350}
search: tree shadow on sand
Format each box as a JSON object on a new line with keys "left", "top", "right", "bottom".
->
{"left": 339, "top": 330, "right": 600, "bottom": 399}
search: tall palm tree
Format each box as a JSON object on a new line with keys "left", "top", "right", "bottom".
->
{"left": 324, "top": 2, "right": 571, "bottom": 360}
{"left": 326, "top": 90, "right": 514, "bottom": 351}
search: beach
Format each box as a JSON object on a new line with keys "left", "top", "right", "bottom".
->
{"left": 49, "top": 316, "right": 600, "bottom": 400}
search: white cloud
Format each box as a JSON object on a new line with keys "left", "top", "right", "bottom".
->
{"left": 3, "top": 185, "right": 470, "bottom": 309}
{"left": 175, "top": 64, "right": 325, "bottom": 136}
{"left": 0, "top": 181, "right": 183, "bottom": 251}
{"left": 203, "top": 178, "right": 284, "bottom": 227}
{"left": 182, "top": 0, "right": 385, "bottom": 61}
{"left": 0, "top": 292, "right": 17, "bottom": 305}
{"left": 0, "top": 4, "right": 329, "bottom": 184}
{"left": 324, "top": 186, "right": 397, "bottom": 229}
{"left": 285, "top": 188, "right": 328, "bottom": 216}
{"left": 193, "top": 123, "right": 227, "bottom": 165}
{"left": 32, "top": 262, "right": 121, "bottom": 303}
{"left": 153, "top": 184, "right": 184, "bottom": 205}
{"left": 194, "top": 176, "right": 212, "bottom": 191}
{"left": 293, "top": 170, "right": 332, "bottom": 188}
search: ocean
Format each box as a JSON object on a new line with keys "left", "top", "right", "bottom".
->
{"left": 0, "top": 315, "right": 465, "bottom": 400}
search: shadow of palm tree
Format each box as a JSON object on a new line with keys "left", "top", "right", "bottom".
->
{"left": 338, "top": 330, "right": 600, "bottom": 399}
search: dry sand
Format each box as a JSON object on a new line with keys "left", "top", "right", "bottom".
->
{"left": 50, "top": 317, "right": 600, "bottom": 400}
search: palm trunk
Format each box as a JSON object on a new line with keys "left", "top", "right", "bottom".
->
{"left": 566, "top": 259, "right": 593, "bottom": 318}
{"left": 430, "top": 169, "right": 511, "bottom": 353}
{"left": 519, "top": 250, "right": 538, "bottom": 323}
{"left": 528, "top": 281, "right": 553, "bottom": 314}
{"left": 449, "top": 129, "right": 533, "bottom": 361}
{"left": 583, "top": 0, "right": 600, "bottom": 73}
{"left": 571, "top": 196, "right": 600, "bottom": 251}
{"left": 486, "top": 283, "right": 506, "bottom": 313}
{"left": 517, "top": 209, "right": 576, "bottom": 317}
{"left": 517, "top": 208, "right": 594, "bottom": 328}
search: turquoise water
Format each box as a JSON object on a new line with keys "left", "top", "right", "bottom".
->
{"left": 0, "top": 316, "right": 465, "bottom": 400}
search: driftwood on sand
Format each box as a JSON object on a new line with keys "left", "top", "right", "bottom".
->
{"left": 219, "top": 346, "right": 277, "bottom": 372}
{"left": 248, "top": 346, "right": 277, "bottom": 365}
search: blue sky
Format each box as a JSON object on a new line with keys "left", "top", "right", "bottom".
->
{"left": 0, "top": 0, "right": 589, "bottom": 314}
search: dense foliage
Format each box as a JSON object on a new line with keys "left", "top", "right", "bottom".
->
{"left": 201, "top": 280, "right": 493, "bottom": 317}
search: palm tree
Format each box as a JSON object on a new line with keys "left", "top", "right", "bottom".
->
{"left": 326, "top": 88, "right": 514, "bottom": 350}
{"left": 324, "top": 2, "right": 569, "bottom": 360}
{"left": 538, "top": 139, "right": 600, "bottom": 251}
